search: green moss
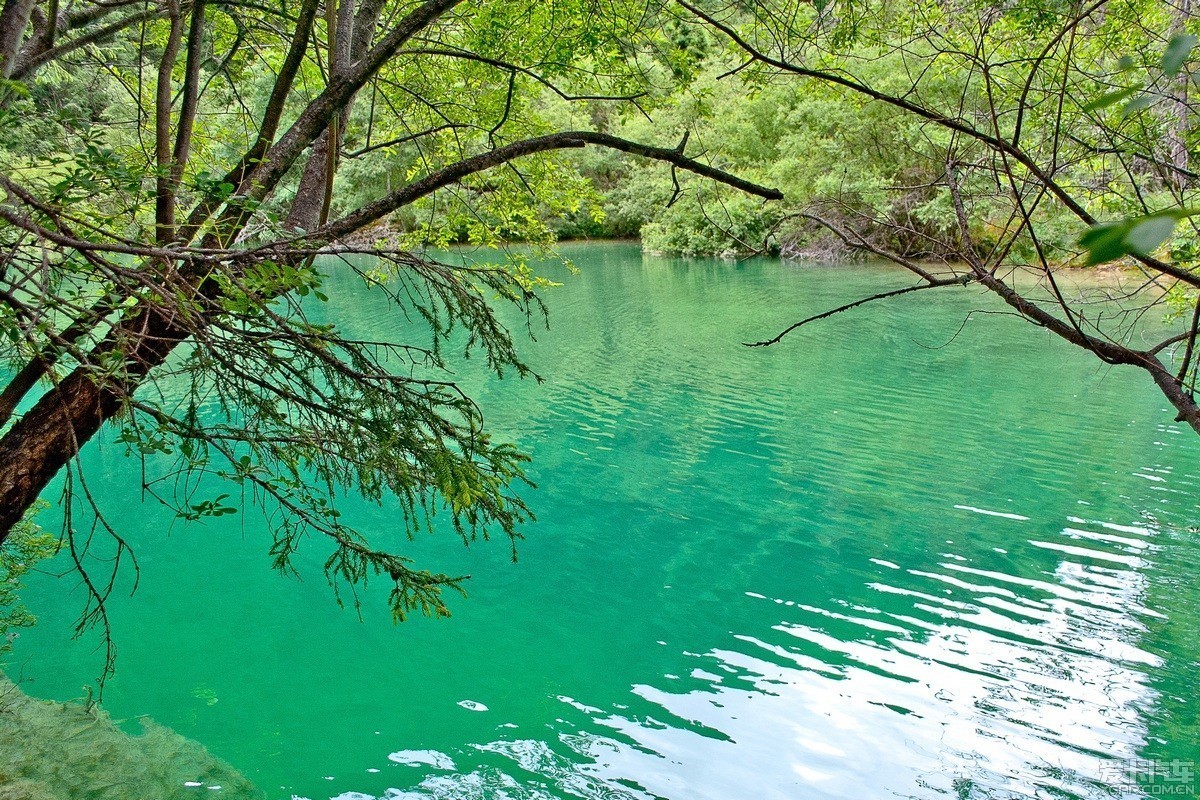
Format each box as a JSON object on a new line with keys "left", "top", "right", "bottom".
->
{"left": 0, "top": 678, "right": 263, "bottom": 800}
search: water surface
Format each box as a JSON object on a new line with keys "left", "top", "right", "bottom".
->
{"left": 10, "top": 243, "right": 1200, "bottom": 799}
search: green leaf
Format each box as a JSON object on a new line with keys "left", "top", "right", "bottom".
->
{"left": 1079, "top": 223, "right": 1130, "bottom": 265}
{"left": 1079, "top": 211, "right": 1197, "bottom": 265}
{"left": 1126, "top": 215, "right": 1179, "bottom": 255}
{"left": 0, "top": 78, "right": 30, "bottom": 99}
{"left": 1082, "top": 86, "right": 1140, "bottom": 112}
{"left": 1162, "top": 33, "right": 1198, "bottom": 77}
{"left": 1122, "top": 95, "right": 1155, "bottom": 115}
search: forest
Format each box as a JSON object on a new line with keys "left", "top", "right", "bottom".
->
{"left": 1, "top": 1, "right": 1199, "bottom": 799}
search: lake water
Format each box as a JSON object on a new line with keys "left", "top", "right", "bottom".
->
{"left": 8, "top": 243, "right": 1200, "bottom": 799}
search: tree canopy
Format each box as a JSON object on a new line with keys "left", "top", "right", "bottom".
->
{"left": 0, "top": 0, "right": 780, "bottom": 649}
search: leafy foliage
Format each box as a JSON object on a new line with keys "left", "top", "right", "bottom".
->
{"left": 0, "top": 503, "right": 58, "bottom": 656}
{"left": 0, "top": 0, "right": 780, "bottom": 658}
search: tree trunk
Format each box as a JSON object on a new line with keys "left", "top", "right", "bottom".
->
{"left": 285, "top": 126, "right": 340, "bottom": 232}
{"left": 1162, "top": 0, "right": 1194, "bottom": 189}
{"left": 0, "top": 308, "right": 187, "bottom": 541}
{"left": 0, "top": 0, "right": 37, "bottom": 78}
{"left": 285, "top": 0, "right": 384, "bottom": 233}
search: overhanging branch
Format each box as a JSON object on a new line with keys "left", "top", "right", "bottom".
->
{"left": 318, "top": 130, "right": 783, "bottom": 241}
{"left": 745, "top": 277, "right": 971, "bottom": 347}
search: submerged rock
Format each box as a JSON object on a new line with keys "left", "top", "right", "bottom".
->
{"left": 0, "top": 677, "right": 263, "bottom": 800}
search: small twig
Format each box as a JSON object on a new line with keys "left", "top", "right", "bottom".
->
{"left": 1176, "top": 292, "right": 1200, "bottom": 383}
{"left": 744, "top": 277, "right": 972, "bottom": 347}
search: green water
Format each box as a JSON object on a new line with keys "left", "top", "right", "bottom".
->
{"left": 8, "top": 243, "right": 1200, "bottom": 799}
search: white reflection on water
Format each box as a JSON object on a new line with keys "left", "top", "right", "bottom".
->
{"left": 336, "top": 514, "right": 1161, "bottom": 800}
{"left": 575, "top": 522, "right": 1156, "bottom": 799}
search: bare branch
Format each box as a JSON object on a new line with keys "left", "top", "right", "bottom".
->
{"left": 745, "top": 277, "right": 971, "bottom": 348}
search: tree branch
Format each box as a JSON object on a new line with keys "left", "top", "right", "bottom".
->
{"left": 318, "top": 130, "right": 783, "bottom": 241}
{"left": 745, "top": 277, "right": 971, "bottom": 348}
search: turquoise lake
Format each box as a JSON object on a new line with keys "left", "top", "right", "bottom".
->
{"left": 8, "top": 243, "right": 1200, "bottom": 799}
